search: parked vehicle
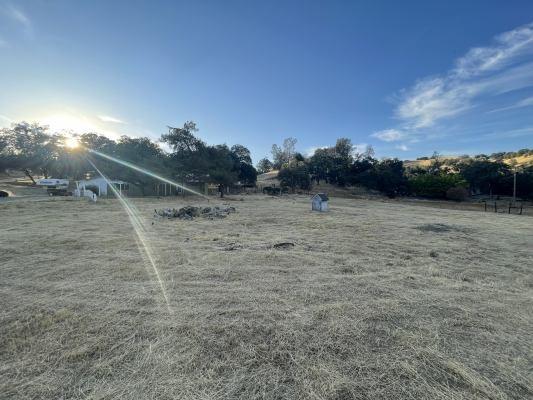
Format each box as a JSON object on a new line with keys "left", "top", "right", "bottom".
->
{"left": 36, "top": 179, "right": 71, "bottom": 196}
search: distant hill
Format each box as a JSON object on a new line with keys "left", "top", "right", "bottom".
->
{"left": 405, "top": 151, "right": 533, "bottom": 169}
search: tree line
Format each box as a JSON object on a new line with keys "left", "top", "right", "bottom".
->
{"left": 2, "top": 121, "right": 533, "bottom": 200}
{"left": 257, "top": 138, "right": 533, "bottom": 200}
{"left": 0, "top": 121, "right": 257, "bottom": 194}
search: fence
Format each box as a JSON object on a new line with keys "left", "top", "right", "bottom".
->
{"left": 482, "top": 200, "right": 526, "bottom": 215}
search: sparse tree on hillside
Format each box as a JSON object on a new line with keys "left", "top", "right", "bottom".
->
{"left": 230, "top": 144, "right": 257, "bottom": 186}
{"left": 333, "top": 138, "right": 353, "bottom": 159}
{"left": 207, "top": 144, "right": 239, "bottom": 197}
{"left": 354, "top": 145, "right": 375, "bottom": 161}
{"left": 0, "top": 122, "right": 59, "bottom": 183}
{"left": 308, "top": 148, "right": 333, "bottom": 184}
{"left": 79, "top": 133, "right": 116, "bottom": 153}
{"left": 238, "top": 162, "right": 258, "bottom": 186}
{"left": 112, "top": 136, "right": 166, "bottom": 195}
{"left": 271, "top": 137, "right": 297, "bottom": 169}
{"left": 161, "top": 122, "right": 210, "bottom": 182}
{"left": 278, "top": 163, "right": 311, "bottom": 192}
{"left": 308, "top": 138, "right": 354, "bottom": 185}
{"left": 256, "top": 158, "right": 273, "bottom": 174}
{"left": 230, "top": 144, "right": 252, "bottom": 165}
{"left": 161, "top": 121, "right": 203, "bottom": 152}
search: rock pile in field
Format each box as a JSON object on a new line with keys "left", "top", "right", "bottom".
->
{"left": 154, "top": 205, "right": 236, "bottom": 220}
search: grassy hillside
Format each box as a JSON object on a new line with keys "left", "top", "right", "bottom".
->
{"left": 405, "top": 153, "right": 533, "bottom": 169}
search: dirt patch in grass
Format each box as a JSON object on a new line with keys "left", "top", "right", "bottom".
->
{"left": 416, "top": 223, "right": 472, "bottom": 234}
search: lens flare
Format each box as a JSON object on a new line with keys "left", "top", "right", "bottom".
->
{"left": 65, "top": 136, "right": 79, "bottom": 149}
{"left": 87, "top": 148, "right": 209, "bottom": 200}
{"left": 87, "top": 158, "right": 172, "bottom": 313}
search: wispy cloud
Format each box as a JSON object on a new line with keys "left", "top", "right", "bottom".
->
{"left": 1, "top": 4, "right": 32, "bottom": 36}
{"left": 453, "top": 23, "right": 533, "bottom": 78}
{"left": 488, "top": 95, "right": 533, "bottom": 113}
{"left": 373, "top": 22, "right": 533, "bottom": 143}
{"left": 98, "top": 115, "right": 126, "bottom": 124}
{"left": 371, "top": 129, "right": 404, "bottom": 142}
{"left": 396, "top": 21, "right": 533, "bottom": 129}
{"left": 482, "top": 126, "right": 533, "bottom": 139}
{"left": 0, "top": 36, "right": 8, "bottom": 47}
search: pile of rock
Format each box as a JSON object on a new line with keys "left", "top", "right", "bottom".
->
{"left": 154, "top": 205, "right": 236, "bottom": 220}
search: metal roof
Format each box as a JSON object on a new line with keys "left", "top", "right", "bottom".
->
{"left": 313, "top": 193, "right": 329, "bottom": 201}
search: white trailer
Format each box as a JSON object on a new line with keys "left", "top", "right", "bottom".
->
{"left": 36, "top": 179, "right": 71, "bottom": 196}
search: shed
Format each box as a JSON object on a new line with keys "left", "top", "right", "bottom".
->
{"left": 311, "top": 193, "right": 329, "bottom": 212}
{"left": 76, "top": 178, "right": 128, "bottom": 196}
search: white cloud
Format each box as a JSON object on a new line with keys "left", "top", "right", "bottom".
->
{"left": 453, "top": 23, "right": 533, "bottom": 78}
{"left": 0, "top": 37, "right": 8, "bottom": 47}
{"left": 372, "top": 22, "right": 533, "bottom": 146}
{"left": 396, "top": 144, "right": 409, "bottom": 151}
{"left": 98, "top": 115, "right": 126, "bottom": 124}
{"left": 395, "top": 77, "right": 472, "bottom": 128}
{"left": 371, "top": 129, "right": 404, "bottom": 142}
{"left": 395, "top": 22, "right": 533, "bottom": 129}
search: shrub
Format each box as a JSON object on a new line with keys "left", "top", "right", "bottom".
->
{"left": 408, "top": 174, "right": 467, "bottom": 199}
{"left": 446, "top": 186, "right": 469, "bottom": 201}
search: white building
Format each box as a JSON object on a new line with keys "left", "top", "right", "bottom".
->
{"left": 76, "top": 177, "right": 128, "bottom": 196}
{"left": 311, "top": 193, "right": 329, "bottom": 212}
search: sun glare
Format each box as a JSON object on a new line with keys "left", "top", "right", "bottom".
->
{"left": 41, "top": 113, "right": 95, "bottom": 133}
{"left": 65, "top": 136, "right": 79, "bottom": 149}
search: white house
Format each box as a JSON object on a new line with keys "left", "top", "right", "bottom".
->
{"left": 311, "top": 193, "right": 329, "bottom": 212}
{"left": 76, "top": 177, "right": 128, "bottom": 196}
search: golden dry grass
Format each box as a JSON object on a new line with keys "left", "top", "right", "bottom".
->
{"left": 405, "top": 154, "right": 533, "bottom": 169}
{"left": 1, "top": 195, "right": 532, "bottom": 399}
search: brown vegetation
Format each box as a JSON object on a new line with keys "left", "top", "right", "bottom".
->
{"left": 1, "top": 195, "right": 532, "bottom": 399}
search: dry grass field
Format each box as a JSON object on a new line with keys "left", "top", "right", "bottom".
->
{"left": 1, "top": 194, "right": 532, "bottom": 399}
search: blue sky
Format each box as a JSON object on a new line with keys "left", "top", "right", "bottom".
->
{"left": 1, "top": 0, "right": 533, "bottom": 163}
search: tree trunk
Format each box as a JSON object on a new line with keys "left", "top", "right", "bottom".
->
{"left": 23, "top": 169, "right": 36, "bottom": 185}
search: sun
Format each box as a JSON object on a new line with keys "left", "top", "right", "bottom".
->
{"left": 65, "top": 136, "right": 79, "bottom": 149}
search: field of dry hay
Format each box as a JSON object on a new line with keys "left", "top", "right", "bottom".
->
{"left": 1, "top": 194, "right": 532, "bottom": 399}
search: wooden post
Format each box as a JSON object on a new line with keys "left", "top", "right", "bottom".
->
{"left": 494, "top": 202, "right": 497, "bottom": 213}
{"left": 513, "top": 171, "right": 517, "bottom": 205}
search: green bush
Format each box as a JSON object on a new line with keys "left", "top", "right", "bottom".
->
{"left": 408, "top": 174, "right": 467, "bottom": 199}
